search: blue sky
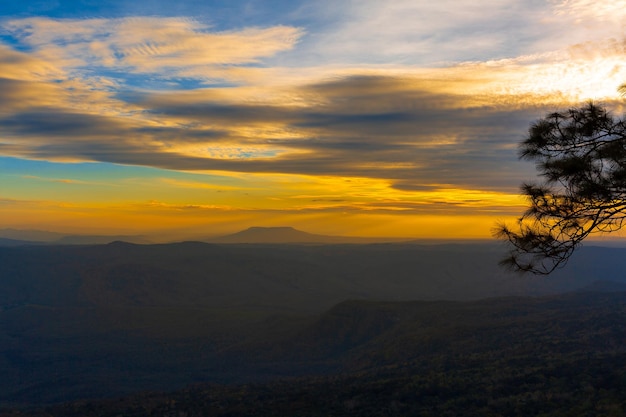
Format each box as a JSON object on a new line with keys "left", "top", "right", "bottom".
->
{"left": 0, "top": 0, "right": 625, "bottom": 238}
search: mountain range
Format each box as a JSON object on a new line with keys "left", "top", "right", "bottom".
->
{"left": 3, "top": 290, "right": 626, "bottom": 415}
{"left": 0, "top": 228, "right": 151, "bottom": 245}
{"left": 0, "top": 226, "right": 411, "bottom": 246}
{"left": 206, "top": 226, "right": 410, "bottom": 244}
{"left": 1, "top": 238, "right": 626, "bottom": 410}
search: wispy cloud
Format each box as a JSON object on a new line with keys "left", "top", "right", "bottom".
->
{"left": 20, "top": 174, "right": 116, "bottom": 186}
{"left": 552, "top": 0, "right": 626, "bottom": 23}
{"left": 4, "top": 17, "right": 302, "bottom": 83}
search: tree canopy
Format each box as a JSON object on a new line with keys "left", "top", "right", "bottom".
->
{"left": 496, "top": 102, "right": 626, "bottom": 274}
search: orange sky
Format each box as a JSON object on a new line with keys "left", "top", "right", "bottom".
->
{"left": 1, "top": 1, "right": 625, "bottom": 239}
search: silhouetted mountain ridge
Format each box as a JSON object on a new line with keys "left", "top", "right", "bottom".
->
{"left": 209, "top": 226, "right": 408, "bottom": 244}
{"left": 0, "top": 228, "right": 151, "bottom": 245}
{"left": 0, "top": 237, "right": 39, "bottom": 246}
{"left": 577, "top": 279, "right": 626, "bottom": 292}
{"left": 56, "top": 235, "right": 151, "bottom": 245}
{"left": 2, "top": 242, "right": 626, "bottom": 311}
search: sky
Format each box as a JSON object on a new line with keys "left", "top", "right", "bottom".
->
{"left": 0, "top": 0, "right": 625, "bottom": 240}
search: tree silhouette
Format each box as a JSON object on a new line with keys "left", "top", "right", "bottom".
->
{"left": 495, "top": 101, "right": 626, "bottom": 274}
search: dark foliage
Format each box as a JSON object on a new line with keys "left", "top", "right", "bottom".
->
{"left": 496, "top": 102, "right": 626, "bottom": 274}
{"left": 3, "top": 292, "right": 626, "bottom": 416}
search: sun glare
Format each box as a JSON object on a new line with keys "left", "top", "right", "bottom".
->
{"left": 547, "top": 61, "right": 624, "bottom": 101}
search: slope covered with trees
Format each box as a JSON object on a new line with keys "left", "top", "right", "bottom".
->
{"left": 2, "top": 291, "right": 625, "bottom": 416}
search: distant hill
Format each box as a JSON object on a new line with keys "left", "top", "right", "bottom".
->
{"left": 208, "top": 226, "right": 407, "bottom": 244}
{"left": 55, "top": 235, "right": 152, "bottom": 245}
{"left": 1, "top": 241, "right": 625, "bottom": 311}
{"left": 0, "top": 228, "right": 151, "bottom": 245}
{"left": 0, "top": 228, "right": 66, "bottom": 242}
{"left": 0, "top": 237, "right": 40, "bottom": 247}
{"left": 577, "top": 279, "right": 626, "bottom": 292}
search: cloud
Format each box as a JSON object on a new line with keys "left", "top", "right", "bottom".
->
{"left": 0, "top": 44, "right": 63, "bottom": 81}
{"left": 0, "top": 13, "right": 625, "bottom": 197}
{"left": 552, "top": 0, "right": 626, "bottom": 23}
{"left": 123, "top": 74, "right": 547, "bottom": 188}
{"left": 21, "top": 175, "right": 105, "bottom": 185}
{"left": 145, "top": 200, "right": 237, "bottom": 211}
{"left": 3, "top": 17, "right": 303, "bottom": 83}
{"left": 295, "top": 0, "right": 557, "bottom": 65}
{"left": 0, "top": 69, "right": 540, "bottom": 191}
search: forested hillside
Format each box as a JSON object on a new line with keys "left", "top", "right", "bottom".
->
{"left": 1, "top": 242, "right": 626, "bottom": 411}
{"left": 2, "top": 291, "right": 625, "bottom": 416}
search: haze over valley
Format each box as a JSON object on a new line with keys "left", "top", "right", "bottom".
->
{"left": 1, "top": 231, "right": 626, "bottom": 411}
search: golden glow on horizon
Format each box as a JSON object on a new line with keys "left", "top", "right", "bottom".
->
{"left": 1, "top": 6, "right": 625, "bottom": 239}
{"left": 0, "top": 169, "right": 527, "bottom": 239}
{"left": 0, "top": 197, "right": 522, "bottom": 239}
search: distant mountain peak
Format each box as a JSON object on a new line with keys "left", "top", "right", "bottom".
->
{"left": 211, "top": 226, "right": 322, "bottom": 243}
{"left": 207, "top": 226, "right": 410, "bottom": 244}
{"left": 245, "top": 226, "right": 298, "bottom": 232}
{"left": 106, "top": 240, "right": 137, "bottom": 247}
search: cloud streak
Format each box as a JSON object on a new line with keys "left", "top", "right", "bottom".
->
{"left": 4, "top": 17, "right": 302, "bottom": 83}
{"left": 0, "top": 54, "right": 624, "bottom": 193}
{"left": 0, "top": 71, "right": 540, "bottom": 190}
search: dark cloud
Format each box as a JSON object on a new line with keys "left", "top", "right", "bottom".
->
{"left": 0, "top": 74, "right": 549, "bottom": 192}
{"left": 135, "top": 126, "right": 231, "bottom": 142}
{"left": 1, "top": 110, "right": 121, "bottom": 137}
{"left": 0, "top": 78, "right": 32, "bottom": 104}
